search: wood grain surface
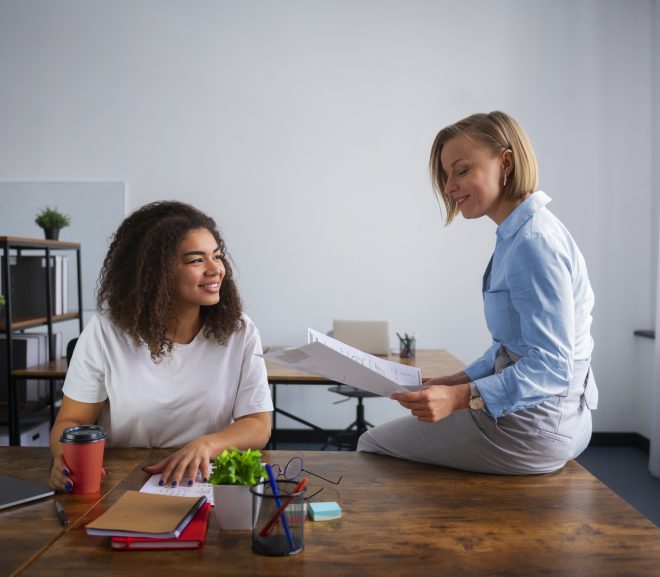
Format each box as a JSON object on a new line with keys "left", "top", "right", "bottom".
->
{"left": 0, "top": 447, "right": 150, "bottom": 577}
{"left": 265, "top": 349, "right": 466, "bottom": 383}
{"left": 9, "top": 449, "right": 660, "bottom": 577}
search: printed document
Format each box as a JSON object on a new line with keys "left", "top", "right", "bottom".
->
{"left": 260, "top": 328, "right": 422, "bottom": 397}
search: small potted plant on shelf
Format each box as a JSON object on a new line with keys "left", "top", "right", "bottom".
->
{"left": 209, "top": 447, "right": 265, "bottom": 530}
{"left": 35, "top": 206, "right": 71, "bottom": 240}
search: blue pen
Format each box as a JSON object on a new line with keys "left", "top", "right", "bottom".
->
{"left": 264, "top": 464, "right": 295, "bottom": 550}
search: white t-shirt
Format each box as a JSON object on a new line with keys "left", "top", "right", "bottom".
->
{"left": 63, "top": 312, "right": 273, "bottom": 448}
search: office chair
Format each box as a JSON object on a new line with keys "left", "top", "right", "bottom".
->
{"left": 322, "top": 320, "right": 390, "bottom": 451}
{"left": 66, "top": 338, "right": 78, "bottom": 366}
{"left": 322, "top": 385, "right": 379, "bottom": 450}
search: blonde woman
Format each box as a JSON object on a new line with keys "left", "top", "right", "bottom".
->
{"left": 358, "top": 111, "right": 598, "bottom": 474}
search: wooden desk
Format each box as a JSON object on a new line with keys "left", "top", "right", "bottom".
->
{"left": 0, "top": 447, "right": 151, "bottom": 577}
{"left": 265, "top": 349, "right": 465, "bottom": 383}
{"left": 6, "top": 350, "right": 463, "bottom": 446}
{"left": 5, "top": 448, "right": 660, "bottom": 577}
{"left": 15, "top": 349, "right": 464, "bottom": 383}
{"left": 266, "top": 349, "right": 465, "bottom": 447}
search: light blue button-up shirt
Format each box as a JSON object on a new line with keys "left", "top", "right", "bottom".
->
{"left": 464, "top": 191, "right": 594, "bottom": 418}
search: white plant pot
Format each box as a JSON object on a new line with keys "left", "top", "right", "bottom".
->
{"left": 213, "top": 484, "right": 254, "bottom": 531}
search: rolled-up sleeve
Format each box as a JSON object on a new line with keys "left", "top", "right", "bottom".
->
{"left": 477, "top": 233, "right": 575, "bottom": 417}
{"left": 464, "top": 341, "right": 500, "bottom": 381}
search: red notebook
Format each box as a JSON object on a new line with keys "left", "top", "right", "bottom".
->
{"left": 111, "top": 503, "right": 211, "bottom": 550}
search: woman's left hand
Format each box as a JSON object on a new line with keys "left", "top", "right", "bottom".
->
{"left": 143, "top": 437, "right": 214, "bottom": 487}
{"left": 391, "top": 383, "right": 470, "bottom": 422}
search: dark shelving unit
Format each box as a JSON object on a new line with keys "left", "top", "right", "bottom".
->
{"left": 1, "top": 236, "right": 83, "bottom": 445}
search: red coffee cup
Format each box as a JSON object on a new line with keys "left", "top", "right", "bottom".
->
{"left": 60, "top": 425, "right": 106, "bottom": 494}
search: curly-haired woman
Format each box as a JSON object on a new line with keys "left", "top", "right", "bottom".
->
{"left": 49, "top": 201, "right": 272, "bottom": 491}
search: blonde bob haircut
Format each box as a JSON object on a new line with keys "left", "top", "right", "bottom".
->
{"left": 429, "top": 111, "right": 538, "bottom": 225}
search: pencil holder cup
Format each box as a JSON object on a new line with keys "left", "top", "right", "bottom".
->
{"left": 250, "top": 480, "right": 306, "bottom": 556}
{"left": 399, "top": 337, "right": 416, "bottom": 359}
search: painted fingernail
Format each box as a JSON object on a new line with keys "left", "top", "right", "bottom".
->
{"left": 63, "top": 469, "right": 69, "bottom": 477}
{"left": 203, "top": 477, "right": 208, "bottom": 483}
{"left": 65, "top": 482, "right": 73, "bottom": 493}
{"left": 188, "top": 479, "right": 193, "bottom": 486}
{"left": 158, "top": 479, "right": 165, "bottom": 486}
{"left": 171, "top": 481, "right": 177, "bottom": 487}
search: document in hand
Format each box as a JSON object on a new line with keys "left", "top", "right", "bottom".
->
{"left": 260, "top": 328, "right": 422, "bottom": 397}
{"left": 85, "top": 490, "right": 207, "bottom": 539}
{"left": 111, "top": 503, "right": 211, "bottom": 550}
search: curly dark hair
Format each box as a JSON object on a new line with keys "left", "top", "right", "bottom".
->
{"left": 96, "top": 201, "right": 244, "bottom": 361}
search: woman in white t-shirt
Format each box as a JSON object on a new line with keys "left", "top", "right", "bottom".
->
{"left": 49, "top": 201, "right": 273, "bottom": 492}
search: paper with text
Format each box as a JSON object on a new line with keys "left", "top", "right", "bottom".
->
{"left": 140, "top": 471, "right": 215, "bottom": 506}
{"left": 260, "top": 329, "right": 421, "bottom": 397}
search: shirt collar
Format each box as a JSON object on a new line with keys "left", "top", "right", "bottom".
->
{"left": 496, "top": 190, "right": 551, "bottom": 240}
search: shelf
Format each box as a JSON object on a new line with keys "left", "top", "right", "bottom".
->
{"left": 0, "top": 397, "right": 57, "bottom": 424}
{"left": 12, "top": 357, "right": 69, "bottom": 379}
{"left": 0, "top": 236, "right": 80, "bottom": 249}
{"left": 0, "top": 311, "right": 80, "bottom": 331}
{"left": 1, "top": 235, "right": 83, "bottom": 445}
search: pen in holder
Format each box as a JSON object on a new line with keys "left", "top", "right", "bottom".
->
{"left": 397, "top": 332, "right": 416, "bottom": 359}
{"left": 251, "top": 479, "right": 306, "bottom": 556}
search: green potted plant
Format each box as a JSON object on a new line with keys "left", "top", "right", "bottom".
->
{"left": 209, "top": 447, "right": 265, "bottom": 530}
{"left": 35, "top": 206, "right": 71, "bottom": 240}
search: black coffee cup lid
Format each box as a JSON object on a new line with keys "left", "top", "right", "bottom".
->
{"left": 60, "top": 425, "right": 106, "bottom": 443}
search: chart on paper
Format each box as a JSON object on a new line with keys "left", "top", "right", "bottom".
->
{"left": 140, "top": 471, "right": 215, "bottom": 505}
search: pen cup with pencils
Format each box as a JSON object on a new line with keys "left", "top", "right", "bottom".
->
{"left": 397, "top": 332, "right": 416, "bottom": 359}
{"left": 250, "top": 480, "right": 306, "bottom": 556}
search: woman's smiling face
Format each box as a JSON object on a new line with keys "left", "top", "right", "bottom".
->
{"left": 440, "top": 133, "right": 512, "bottom": 224}
{"left": 172, "top": 227, "right": 225, "bottom": 311}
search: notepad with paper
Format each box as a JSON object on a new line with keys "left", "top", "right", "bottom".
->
{"left": 85, "top": 490, "right": 207, "bottom": 539}
{"left": 111, "top": 503, "right": 211, "bottom": 550}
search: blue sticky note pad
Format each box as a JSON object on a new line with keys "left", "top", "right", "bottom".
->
{"left": 308, "top": 501, "right": 342, "bottom": 521}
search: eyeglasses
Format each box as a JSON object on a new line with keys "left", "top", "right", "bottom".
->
{"left": 271, "top": 456, "right": 342, "bottom": 500}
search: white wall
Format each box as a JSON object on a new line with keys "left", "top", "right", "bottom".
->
{"left": 651, "top": 0, "right": 660, "bottom": 476}
{"left": 0, "top": 0, "right": 656, "bottom": 433}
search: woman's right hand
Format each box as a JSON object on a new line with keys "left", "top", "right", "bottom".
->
{"left": 48, "top": 396, "right": 105, "bottom": 493}
{"left": 49, "top": 454, "right": 73, "bottom": 493}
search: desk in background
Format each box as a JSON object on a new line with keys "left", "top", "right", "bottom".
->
{"left": 265, "top": 349, "right": 465, "bottom": 447}
{"left": 6, "top": 349, "right": 462, "bottom": 447}
{"left": 2, "top": 447, "right": 660, "bottom": 577}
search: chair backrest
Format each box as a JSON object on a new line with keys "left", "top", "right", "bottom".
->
{"left": 332, "top": 320, "right": 390, "bottom": 356}
{"left": 66, "top": 338, "right": 78, "bottom": 366}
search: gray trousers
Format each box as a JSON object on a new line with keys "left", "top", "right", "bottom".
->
{"left": 357, "top": 351, "right": 599, "bottom": 475}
